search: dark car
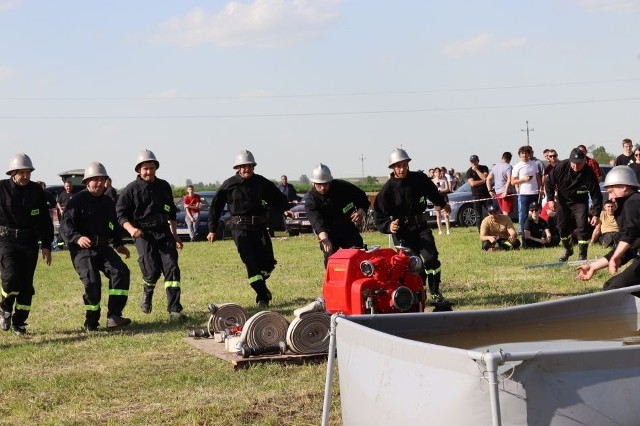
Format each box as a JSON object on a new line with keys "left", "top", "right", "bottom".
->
{"left": 285, "top": 193, "right": 313, "bottom": 236}
{"left": 175, "top": 191, "right": 232, "bottom": 241}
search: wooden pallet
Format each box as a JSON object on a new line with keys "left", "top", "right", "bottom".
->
{"left": 184, "top": 336, "right": 328, "bottom": 370}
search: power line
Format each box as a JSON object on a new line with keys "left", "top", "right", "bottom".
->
{"left": 0, "top": 96, "right": 638, "bottom": 119}
{"left": 0, "top": 78, "right": 638, "bottom": 101}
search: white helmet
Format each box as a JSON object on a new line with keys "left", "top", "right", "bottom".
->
{"left": 82, "top": 162, "right": 109, "bottom": 184}
{"left": 310, "top": 163, "right": 333, "bottom": 184}
{"left": 6, "top": 153, "right": 35, "bottom": 176}
{"left": 233, "top": 149, "right": 257, "bottom": 169}
{"left": 604, "top": 165, "right": 640, "bottom": 188}
{"left": 388, "top": 148, "right": 411, "bottom": 168}
{"left": 135, "top": 149, "right": 160, "bottom": 172}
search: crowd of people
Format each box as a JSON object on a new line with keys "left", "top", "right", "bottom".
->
{"left": 1, "top": 139, "right": 638, "bottom": 335}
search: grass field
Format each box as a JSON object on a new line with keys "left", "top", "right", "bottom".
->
{"left": 0, "top": 227, "right": 611, "bottom": 425}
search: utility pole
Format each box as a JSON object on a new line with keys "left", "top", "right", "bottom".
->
{"left": 521, "top": 120, "right": 534, "bottom": 146}
{"left": 360, "top": 153, "right": 366, "bottom": 183}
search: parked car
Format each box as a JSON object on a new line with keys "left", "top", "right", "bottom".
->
{"left": 424, "top": 183, "right": 518, "bottom": 227}
{"left": 175, "top": 191, "right": 232, "bottom": 241}
{"left": 285, "top": 193, "right": 313, "bottom": 236}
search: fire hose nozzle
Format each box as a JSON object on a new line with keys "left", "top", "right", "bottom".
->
{"left": 237, "top": 341, "right": 287, "bottom": 358}
{"left": 188, "top": 328, "right": 211, "bottom": 339}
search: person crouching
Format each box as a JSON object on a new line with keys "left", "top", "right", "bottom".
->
{"left": 480, "top": 202, "right": 521, "bottom": 251}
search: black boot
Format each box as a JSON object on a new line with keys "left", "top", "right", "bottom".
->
{"left": 558, "top": 238, "right": 574, "bottom": 262}
{"left": 578, "top": 243, "right": 588, "bottom": 261}
{"left": 251, "top": 280, "right": 271, "bottom": 308}
{"left": 141, "top": 288, "right": 153, "bottom": 314}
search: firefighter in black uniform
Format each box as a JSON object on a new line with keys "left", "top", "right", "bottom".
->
{"left": 60, "top": 162, "right": 132, "bottom": 331}
{"left": 578, "top": 166, "right": 640, "bottom": 289}
{"left": 116, "top": 150, "right": 185, "bottom": 319}
{"left": 207, "top": 150, "right": 291, "bottom": 308}
{"left": 545, "top": 148, "right": 602, "bottom": 262}
{"left": 305, "top": 163, "right": 370, "bottom": 267}
{"left": 577, "top": 166, "right": 640, "bottom": 290}
{"left": 374, "top": 148, "right": 451, "bottom": 302}
{"left": 0, "top": 153, "right": 53, "bottom": 335}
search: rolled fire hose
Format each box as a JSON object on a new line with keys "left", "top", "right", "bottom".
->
{"left": 207, "top": 303, "right": 248, "bottom": 335}
{"left": 286, "top": 311, "right": 331, "bottom": 354}
{"left": 239, "top": 311, "right": 290, "bottom": 350}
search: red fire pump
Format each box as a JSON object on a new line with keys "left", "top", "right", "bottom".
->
{"left": 322, "top": 246, "right": 426, "bottom": 315}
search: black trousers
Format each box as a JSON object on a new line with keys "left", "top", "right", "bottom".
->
{"left": 394, "top": 225, "right": 441, "bottom": 294}
{"left": 0, "top": 241, "right": 39, "bottom": 327}
{"left": 556, "top": 202, "right": 590, "bottom": 243}
{"left": 134, "top": 229, "right": 182, "bottom": 313}
{"left": 603, "top": 257, "right": 640, "bottom": 291}
{"left": 233, "top": 226, "right": 276, "bottom": 281}
{"left": 70, "top": 245, "right": 130, "bottom": 326}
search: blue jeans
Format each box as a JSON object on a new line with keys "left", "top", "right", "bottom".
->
{"left": 517, "top": 194, "right": 538, "bottom": 234}
{"left": 185, "top": 212, "right": 199, "bottom": 239}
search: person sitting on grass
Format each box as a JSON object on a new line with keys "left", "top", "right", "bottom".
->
{"left": 522, "top": 201, "right": 556, "bottom": 248}
{"left": 479, "top": 202, "right": 521, "bottom": 251}
{"left": 590, "top": 200, "right": 620, "bottom": 249}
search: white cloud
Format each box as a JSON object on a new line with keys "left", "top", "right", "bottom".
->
{"left": 0, "top": 0, "right": 22, "bottom": 12}
{"left": 576, "top": 0, "right": 640, "bottom": 14}
{"left": 443, "top": 34, "right": 527, "bottom": 58}
{"left": 150, "top": 0, "right": 343, "bottom": 48}
{"left": 0, "top": 66, "right": 14, "bottom": 80}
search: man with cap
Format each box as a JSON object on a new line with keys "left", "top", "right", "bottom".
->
{"left": 479, "top": 202, "right": 520, "bottom": 251}
{"left": 305, "top": 163, "right": 370, "bottom": 267}
{"left": 577, "top": 166, "right": 640, "bottom": 290}
{"left": 116, "top": 150, "right": 185, "bottom": 319}
{"left": 207, "top": 150, "right": 292, "bottom": 308}
{"left": 0, "top": 153, "right": 53, "bottom": 335}
{"left": 374, "top": 148, "right": 451, "bottom": 302}
{"left": 545, "top": 147, "right": 602, "bottom": 261}
{"left": 60, "top": 162, "right": 132, "bottom": 331}
{"left": 465, "top": 154, "right": 491, "bottom": 231}
{"left": 522, "top": 201, "right": 555, "bottom": 248}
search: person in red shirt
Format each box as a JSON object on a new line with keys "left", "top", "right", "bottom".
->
{"left": 183, "top": 185, "right": 201, "bottom": 242}
{"left": 577, "top": 145, "right": 602, "bottom": 182}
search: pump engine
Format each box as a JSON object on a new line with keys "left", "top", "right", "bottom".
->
{"left": 323, "top": 246, "right": 425, "bottom": 315}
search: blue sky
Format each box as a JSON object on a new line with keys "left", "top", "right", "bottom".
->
{"left": 1, "top": 0, "right": 639, "bottom": 187}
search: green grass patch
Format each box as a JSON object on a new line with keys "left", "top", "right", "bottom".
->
{"left": 0, "top": 228, "right": 608, "bottom": 424}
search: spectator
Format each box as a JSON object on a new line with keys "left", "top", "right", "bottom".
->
{"left": 305, "top": 164, "right": 369, "bottom": 267}
{"left": 38, "top": 180, "right": 57, "bottom": 208}
{"left": 116, "top": 149, "right": 186, "bottom": 319}
{"left": 183, "top": 185, "right": 202, "bottom": 242}
{"left": 104, "top": 177, "right": 118, "bottom": 204}
{"left": 56, "top": 179, "right": 74, "bottom": 218}
{"left": 465, "top": 154, "right": 491, "bottom": 231}
{"left": 374, "top": 148, "right": 450, "bottom": 302}
{"left": 432, "top": 168, "right": 451, "bottom": 235}
{"left": 540, "top": 200, "right": 560, "bottom": 245}
{"left": 278, "top": 175, "right": 301, "bottom": 204}
{"left": 577, "top": 166, "right": 640, "bottom": 290}
{"left": 448, "top": 168, "right": 460, "bottom": 191}
{"left": 577, "top": 145, "right": 602, "bottom": 182}
{"left": 207, "top": 150, "right": 291, "bottom": 308}
{"left": 629, "top": 146, "right": 640, "bottom": 184}
{"left": 486, "top": 151, "right": 516, "bottom": 215}
{"left": 542, "top": 148, "right": 560, "bottom": 197}
{"left": 60, "top": 162, "right": 131, "bottom": 331}
{"left": 545, "top": 148, "right": 602, "bottom": 261}
{"left": 479, "top": 202, "right": 520, "bottom": 251}
{"left": 614, "top": 138, "right": 634, "bottom": 166}
{"left": 511, "top": 146, "right": 542, "bottom": 234}
{"left": 590, "top": 200, "right": 620, "bottom": 248}
{"left": 522, "top": 201, "right": 555, "bottom": 248}
{"left": 0, "top": 153, "right": 53, "bottom": 335}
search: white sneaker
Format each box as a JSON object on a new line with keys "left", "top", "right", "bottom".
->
{"left": 438, "top": 230, "right": 442, "bottom": 235}
{"left": 446, "top": 230, "right": 451, "bottom": 235}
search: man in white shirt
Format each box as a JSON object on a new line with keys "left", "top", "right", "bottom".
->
{"left": 511, "top": 145, "right": 542, "bottom": 234}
